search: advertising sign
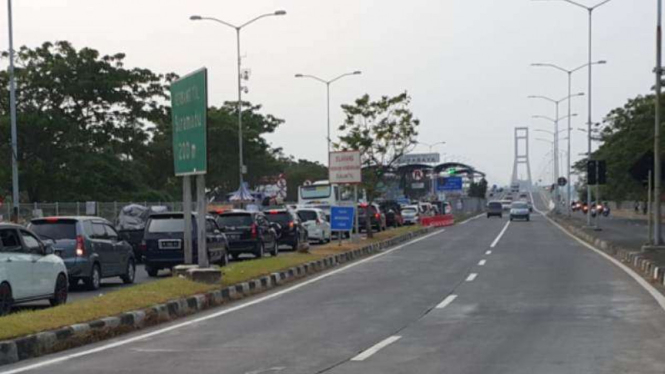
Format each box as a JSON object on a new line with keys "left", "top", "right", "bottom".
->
{"left": 437, "top": 177, "right": 463, "bottom": 192}
{"left": 330, "top": 206, "right": 355, "bottom": 231}
{"left": 329, "top": 151, "right": 362, "bottom": 184}
{"left": 171, "top": 68, "right": 208, "bottom": 176}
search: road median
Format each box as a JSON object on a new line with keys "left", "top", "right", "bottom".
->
{"left": 0, "top": 225, "right": 435, "bottom": 366}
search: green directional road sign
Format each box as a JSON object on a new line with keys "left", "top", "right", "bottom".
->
{"left": 171, "top": 68, "right": 208, "bottom": 176}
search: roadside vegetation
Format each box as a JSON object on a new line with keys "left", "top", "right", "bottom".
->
{"left": 0, "top": 225, "right": 425, "bottom": 341}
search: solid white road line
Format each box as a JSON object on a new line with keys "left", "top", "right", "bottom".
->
{"left": 351, "top": 336, "right": 402, "bottom": 362}
{"left": 537, "top": 209, "right": 665, "bottom": 312}
{"left": 466, "top": 273, "right": 478, "bottom": 282}
{"left": 478, "top": 259, "right": 487, "bottom": 266}
{"left": 0, "top": 230, "right": 446, "bottom": 374}
{"left": 435, "top": 294, "right": 458, "bottom": 309}
{"left": 485, "top": 250, "right": 492, "bottom": 255}
{"left": 490, "top": 221, "right": 511, "bottom": 248}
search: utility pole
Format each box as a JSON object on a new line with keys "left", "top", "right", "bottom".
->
{"left": 654, "top": 0, "right": 663, "bottom": 245}
{"left": 7, "top": 0, "right": 19, "bottom": 222}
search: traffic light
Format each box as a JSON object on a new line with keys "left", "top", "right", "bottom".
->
{"left": 587, "top": 160, "right": 607, "bottom": 185}
{"left": 598, "top": 160, "right": 607, "bottom": 185}
{"left": 587, "top": 160, "right": 597, "bottom": 185}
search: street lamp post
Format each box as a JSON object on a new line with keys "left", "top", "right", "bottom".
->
{"left": 534, "top": 0, "right": 615, "bottom": 226}
{"left": 190, "top": 10, "right": 286, "bottom": 188}
{"left": 655, "top": 0, "right": 663, "bottom": 245}
{"left": 535, "top": 119, "right": 576, "bottom": 189}
{"left": 7, "top": 0, "right": 19, "bottom": 221}
{"left": 294, "top": 71, "right": 362, "bottom": 165}
{"left": 529, "top": 93, "right": 584, "bottom": 211}
{"left": 531, "top": 61, "right": 606, "bottom": 217}
{"left": 536, "top": 138, "right": 556, "bottom": 185}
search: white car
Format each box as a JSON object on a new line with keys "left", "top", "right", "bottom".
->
{"left": 296, "top": 208, "right": 332, "bottom": 244}
{"left": 401, "top": 205, "right": 420, "bottom": 225}
{"left": 0, "top": 223, "right": 68, "bottom": 315}
{"left": 510, "top": 201, "right": 531, "bottom": 221}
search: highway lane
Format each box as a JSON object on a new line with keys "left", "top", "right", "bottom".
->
{"left": 4, "top": 199, "right": 665, "bottom": 373}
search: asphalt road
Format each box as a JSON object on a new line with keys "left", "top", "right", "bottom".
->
{"left": 4, "top": 194, "right": 665, "bottom": 373}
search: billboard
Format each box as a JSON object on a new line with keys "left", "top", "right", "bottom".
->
{"left": 437, "top": 177, "right": 463, "bottom": 192}
{"left": 329, "top": 151, "right": 362, "bottom": 184}
{"left": 171, "top": 68, "right": 208, "bottom": 176}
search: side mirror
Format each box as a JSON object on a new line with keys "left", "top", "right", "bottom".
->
{"left": 43, "top": 243, "right": 54, "bottom": 255}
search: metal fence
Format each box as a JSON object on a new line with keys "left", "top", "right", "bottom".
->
{"left": 449, "top": 197, "right": 486, "bottom": 214}
{"left": 2, "top": 201, "right": 198, "bottom": 224}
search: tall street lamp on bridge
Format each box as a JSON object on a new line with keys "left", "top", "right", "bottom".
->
{"left": 531, "top": 60, "right": 606, "bottom": 216}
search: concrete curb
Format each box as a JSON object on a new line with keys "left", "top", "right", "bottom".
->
{"left": 550, "top": 215, "right": 665, "bottom": 288}
{"left": 0, "top": 227, "right": 436, "bottom": 366}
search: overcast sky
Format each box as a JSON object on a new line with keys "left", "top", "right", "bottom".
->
{"left": 1, "top": 0, "right": 657, "bottom": 186}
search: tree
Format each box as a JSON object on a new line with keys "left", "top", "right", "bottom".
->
{"left": 468, "top": 178, "right": 488, "bottom": 198}
{"left": 574, "top": 94, "right": 665, "bottom": 202}
{"left": 0, "top": 41, "right": 174, "bottom": 202}
{"left": 336, "top": 92, "right": 419, "bottom": 236}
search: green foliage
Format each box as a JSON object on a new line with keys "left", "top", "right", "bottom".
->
{"left": 335, "top": 92, "right": 419, "bottom": 201}
{"left": 575, "top": 94, "right": 664, "bottom": 201}
{"left": 0, "top": 41, "right": 327, "bottom": 203}
{"left": 468, "top": 178, "right": 488, "bottom": 198}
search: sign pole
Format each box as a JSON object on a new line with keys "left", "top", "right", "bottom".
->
{"left": 196, "top": 174, "right": 208, "bottom": 267}
{"left": 183, "top": 176, "right": 193, "bottom": 264}
{"left": 649, "top": 170, "right": 653, "bottom": 246}
{"left": 353, "top": 184, "right": 359, "bottom": 243}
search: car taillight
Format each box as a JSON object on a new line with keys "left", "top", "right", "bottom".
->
{"left": 375, "top": 213, "right": 380, "bottom": 219}
{"left": 251, "top": 224, "right": 257, "bottom": 238}
{"left": 75, "top": 235, "right": 85, "bottom": 257}
{"left": 139, "top": 241, "right": 147, "bottom": 252}
{"left": 289, "top": 221, "right": 294, "bottom": 230}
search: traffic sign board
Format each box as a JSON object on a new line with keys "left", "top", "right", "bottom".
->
{"left": 557, "top": 177, "right": 567, "bottom": 187}
{"left": 171, "top": 68, "right": 208, "bottom": 176}
{"left": 330, "top": 206, "right": 355, "bottom": 231}
{"left": 437, "top": 177, "right": 463, "bottom": 192}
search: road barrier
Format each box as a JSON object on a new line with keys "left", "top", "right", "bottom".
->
{"left": 420, "top": 214, "right": 455, "bottom": 227}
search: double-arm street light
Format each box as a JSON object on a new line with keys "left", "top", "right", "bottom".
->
{"left": 532, "top": 61, "right": 606, "bottom": 216}
{"left": 190, "top": 10, "right": 287, "bottom": 187}
{"left": 294, "top": 71, "right": 362, "bottom": 165}
{"left": 417, "top": 141, "right": 447, "bottom": 154}
{"left": 533, "top": 0, "right": 614, "bottom": 226}
{"left": 529, "top": 93, "right": 584, "bottom": 210}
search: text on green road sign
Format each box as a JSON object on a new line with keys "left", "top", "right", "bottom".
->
{"left": 171, "top": 68, "right": 208, "bottom": 176}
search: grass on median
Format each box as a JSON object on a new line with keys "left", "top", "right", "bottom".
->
{"left": 0, "top": 225, "right": 425, "bottom": 341}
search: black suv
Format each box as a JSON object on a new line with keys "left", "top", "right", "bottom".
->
{"left": 264, "top": 209, "right": 308, "bottom": 251}
{"left": 29, "top": 216, "right": 136, "bottom": 290}
{"left": 142, "top": 213, "right": 228, "bottom": 277}
{"left": 215, "top": 210, "right": 279, "bottom": 260}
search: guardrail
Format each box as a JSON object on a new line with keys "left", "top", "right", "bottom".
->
{"left": 420, "top": 214, "right": 455, "bottom": 227}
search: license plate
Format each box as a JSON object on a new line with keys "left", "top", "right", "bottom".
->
{"left": 158, "top": 239, "right": 181, "bottom": 250}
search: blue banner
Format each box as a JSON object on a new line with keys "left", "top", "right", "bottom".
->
{"left": 330, "top": 206, "right": 355, "bottom": 231}
{"left": 437, "top": 177, "right": 463, "bottom": 192}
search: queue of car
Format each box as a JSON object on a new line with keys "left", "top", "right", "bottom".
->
{"left": 0, "top": 199, "right": 444, "bottom": 315}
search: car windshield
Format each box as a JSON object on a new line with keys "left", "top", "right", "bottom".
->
{"left": 29, "top": 220, "right": 77, "bottom": 240}
{"left": 217, "top": 214, "right": 253, "bottom": 227}
{"left": 488, "top": 202, "right": 502, "bottom": 209}
{"left": 297, "top": 210, "right": 318, "bottom": 222}
{"left": 512, "top": 202, "right": 528, "bottom": 209}
{"left": 402, "top": 208, "right": 417, "bottom": 214}
{"left": 147, "top": 217, "right": 186, "bottom": 233}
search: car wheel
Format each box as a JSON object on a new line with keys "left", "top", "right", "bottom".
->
{"left": 218, "top": 250, "right": 229, "bottom": 267}
{"left": 85, "top": 264, "right": 102, "bottom": 291}
{"left": 527, "top": 216, "right": 531, "bottom": 222}
{"left": 49, "top": 274, "right": 68, "bottom": 307}
{"left": 255, "top": 242, "right": 265, "bottom": 259}
{"left": 121, "top": 258, "right": 136, "bottom": 284}
{"left": 231, "top": 253, "right": 240, "bottom": 262}
{"left": 292, "top": 236, "right": 300, "bottom": 251}
{"left": 146, "top": 267, "right": 159, "bottom": 277}
{"left": 270, "top": 240, "right": 279, "bottom": 257}
{"left": 0, "top": 282, "right": 12, "bottom": 316}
